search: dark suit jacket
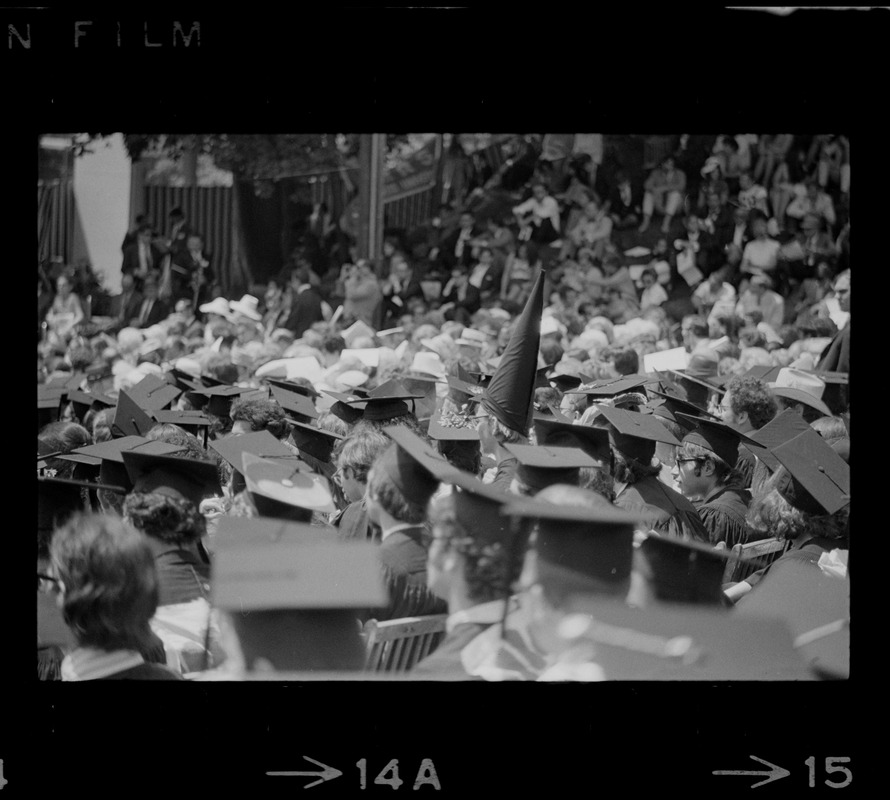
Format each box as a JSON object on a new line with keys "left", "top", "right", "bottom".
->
{"left": 283, "top": 287, "right": 326, "bottom": 339}
{"left": 382, "top": 274, "right": 425, "bottom": 324}
{"left": 817, "top": 323, "right": 850, "bottom": 374}
{"left": 116, "top": 289, "right": 144, "bottom": 325}
{"left": 121, "top": 242, "right": 165, "bottom": 277}
{"left": 134, "top": 298, "right": 170, "bottom": 328}
{"left": 373, "top": 527, "right": 446, "bottom": 622}
{"left": 442, "top": 282, "right": 481, "bottom": 323}
{"left": 438, "top": 227, "right": 479, "bottom": 270}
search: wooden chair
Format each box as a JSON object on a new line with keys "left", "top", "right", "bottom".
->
{"left": 723, "top": 537, "right": 792, "bottom": 584}
{"left": 363, "top": 614, "right": 448, "bottom": 673}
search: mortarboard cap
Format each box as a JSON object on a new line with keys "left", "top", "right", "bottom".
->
{"left": 770, "top": 429, "right": 850, "bottom": 516}
{"left": 744, "top": 365, "right": 781, "bottom": 383}
{"left": 551, "top": 598, "right": 814, "bottom": 679}
{"left": 210, "top": 430, "right": 307, "bottom": 477}
{"left": 427, "top": 398, "right": 481, "bottom": 441}
{"left": 639, "top": 535, "right": 733, "bottom": 606}
{"left": 739, "top": 408, "right": 811, "bottom": 473}
{"left": 323, "top": 390, "right": 366, "bottom": 425}
{"left": 167, "top": 367, "right": 205, "bottom": 393}
{"left": 502, "top": 494, "right": 641, "bottom": 585}
{"left": 213, "top": 534, "right": 387, "bottom": 612}
{"left": 445, "top": 375, "right": 485, "bottom": 404}
{"left": 344, "top": 380, "right": 422, "bottom": 422}
{"left": 121, "top": 450, "right": 221, "bottom": 507}
{"left": 568, "top": 374, "right": 651, "bottom": 398}
{"left": 549, "top": 371, "right": 593, "bottom": 392}
{"left": 45, "top": 372, "right": 84, "bottom": 392}
{"left": 242, "top": 451, "right": 335, "bottom": 518}
{"left": 270, "top": 385, "right": 319, "bottom": 423}
{"left": 646, "top": 389, "right": 717, "bottom": 433}
{"left": 380, "top": 426, "right": 458, "bottom": 508}
{"left": 596, "top": 405, "right": 681, "bottom": 464}
{"left": 150, "top": 409, "right": 211, "bottom": 435}
{"left": 71, "top": 436, "right": 186, "bottom": 491}
{"left": 468, "top": 369, "right": 495, "bottom": 388}
{"left": 37, "top": 386, "right": 65, "bottom": 430}
{"left": 112, "top": 389, "right": 155, "bottom": 438}
{"left": 264, "top": 377, "right": 320, "bottom": 400}
{"left": 286, "top": 419, "right": 344, "bottom": 464}
{"left": 396, "top": 376, "right": 440, "bottom": 420}
{"left": 533, "top": 417, "right": 610, "bottom": 463}
{"left": 481, "top": 269, "right": 546, "bottom": 434}
{"left": 214, "top": 515, "right": 328, "bottom": 549}
{"left": 675, "top": 413, "right": 745, "bottom": 467}
{"left": 505, "top": 444, "right": 599, "bottom": 494}
{"left": 127, "top": 374, "right": 182, "bottom": 412}
{"left": 736, "top": 557, "right": 849, "bottom": 679}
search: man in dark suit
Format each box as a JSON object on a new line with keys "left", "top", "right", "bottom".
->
{"left": 121, "top": 225, "right": 165, "bottom": 283}
{"left": 283, "top": 266, "right": 326, "bottom": 339}
{"left": 436, "top": 211, "right": 478, "bottom": 271}
{"left": 165, "top": 207, "right": 194, "bottom": 260}
{"left": 171, "top": 234, "right": 214, "bottom": 306}
{"left": 131, "top": 276, "right": 169, "bottom": 329}
{"left": 467, "top": 247, "right": 502, "bottom": 304}
{"left": 111, "top": 273, "right": 144, "bottom": 333}
{"left": 440, "top": 267, "right": 481, "bottom": 324}
{"left": 381, "top": 253, "right": 424, "bottom": 327}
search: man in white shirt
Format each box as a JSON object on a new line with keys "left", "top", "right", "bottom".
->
{"left": 513, "top": 183, "right": 561, "bottom": 245}
{"left": 735, "top": 274, "right": 785, "bottom": 331}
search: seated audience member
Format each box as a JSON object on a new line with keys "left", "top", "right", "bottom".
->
{"left": 639, "top": 268, "right": 668, "bottom": 312}
{"left": 639, "top": 155, "right": 686, "bottom": 234}
{"left": 735, "top": 274, "right": 785, "bottom": 332}
{"left": 331, "top": 430, "right": 392, "bottom": 543}
{"left": 717, "top": 375, "right": 778, "bottom": 489}
{"left": 50, "top": 513, "right": 182, "bottom": 681}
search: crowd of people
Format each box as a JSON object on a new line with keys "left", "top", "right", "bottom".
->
{"left": 37, "top": 133, "right": 849, "bottom": 681}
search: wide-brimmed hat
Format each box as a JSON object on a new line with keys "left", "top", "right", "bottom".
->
{"left": 456, "top": 328, "right": 488, "bottom": 348}
{"left": 199, "top": 297, "right": 234, "bottom": 319}
{"left": 769, "top": 368, "right": 832, "bottom": 417}
{"left": 228, "top": 294, "right": 262, "bottom": 321}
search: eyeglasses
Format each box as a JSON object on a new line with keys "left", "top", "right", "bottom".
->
{"left": 675, "top": 457, "right": 704, "bottom": 466}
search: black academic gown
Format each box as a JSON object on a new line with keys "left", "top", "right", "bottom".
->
{"left": 615, "top": 476, "right": 709, "bottom": 543}
{"left": 373, "top": 526, "right": 446, "bottom": 621}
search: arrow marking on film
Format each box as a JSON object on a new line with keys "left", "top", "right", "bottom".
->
{"left": 713, "top": 755, "right": 790, "bottom": 788}
{"left": 267, "top": 756, "right": 343, "bottom": 789}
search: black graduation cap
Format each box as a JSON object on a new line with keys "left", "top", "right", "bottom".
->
{"left": 264, "top": 377, "right": 320, "bottom": 400}
{"left": 270, "top": 385, "right": 319, "bottom": 423}
{"left": 121, "top": 450, "right": 221, "bottom": 507}
{"left": 193, "top": 384, "right": 258, "bottom": 418}
{"left": 736, "top": 557, "right": 849, "bottom": 679}
{"left": 112, "top": 389, "right": 155, "bottom": 438}
{"left": 286, "top": 420, "right": 344, "bottom": 463}
{"left": 70, "top": 436, "right": 187, "bottom": 491}
{"left": 45, "top": 372, "right": 84, "bottom": 392}
{"left": 502, "top": 495, "right": 641, "bottom": 585}
{"left": 242, "top": 451, "right": 335, "bottom": 519}
{"left": 323, "top": 390, "right": 367, "bottom": 425}
{"left": 468, "top": 369, "right": 495, "bottom": 388}
{"left": 533, "top": 417, "right": 610, "bottom": 463}
{"left": 738, "top": 408, "right": 811, "bottom": 473}
{"left": 595, "top": 405, "right": 681, "bottom": 464}
{"left": 128, "top": 374, "right": 182, "bottom": 412}
{"left": 67, "top": 389, "right": 115, "bottom": 424}
{"left": 549, "top": 371, "right": 593, "bottom": 392}
{"left": 212, "top": 533, "right": 387, "bottom": 612}
{"left": 646, "top": 389, "right": 717, "bottom": 434}
{"left": 568, "top": 374, "right": 651, "bottom": 398}
{"left": 344, "top": 380, "right": 422, "bottom": 423}
{"left": 166, "top": 367, "right": 205, "bottom": 393}
{"left": 150, "top": 409, "right": 211, "bottom": 437}
{"left": 675, "top": 413, "right": 745, "bottom": 467}
{"left": 445, "top": 375, "right": 485, "bottom": 404}
{"left": 666, "top": 368, "right": 726, "bottom": 408}
{"left": 771, "top": 429, "right": 850, "bottom": 516}
{"left": 211, "top": 430, "right": 308, "bottom": 478}
{"left": 505, "top": 444, "right": 600, "bottom": 494}
{"left": 427, "top": 398, "right": 481, "bottom": 441}
{"left": 639, "top": 535, "right": 733, "bottom": 606}
{"left": 380, "top": 426, "right": 458, "bottom": 508}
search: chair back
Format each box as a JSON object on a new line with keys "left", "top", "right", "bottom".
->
{"left": 724, "top": 537, "right": 792, "bottom": 583}
{"left": 363, "top": 614, "right": 448, "bottom": 673}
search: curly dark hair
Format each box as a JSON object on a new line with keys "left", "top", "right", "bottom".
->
{"left": 428, "top": 494, "right": 522, "bottom": 604}
{"left": 123, "top": 491, "right": 206, "bottom": 545}
{"left": 725, "top": 375, "right": 778, "bottom": 430}
{"left": 39, "top": 421, "right": 92, "bottom": 478}
{"left": 355, "top": 413, "right": 427, "bottom": 439}
{"left": 366, "top": 462, "right": 427, "bottom": 525}
{"left": 51, "top": 512, "right": 158, "bottom": 652}
{"left": 230, "top": 397, "right": 289, "bottom": 440}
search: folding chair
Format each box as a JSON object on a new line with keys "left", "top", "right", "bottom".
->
{"left": 363, "top": 614, "right": 448, "bottom": 673}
